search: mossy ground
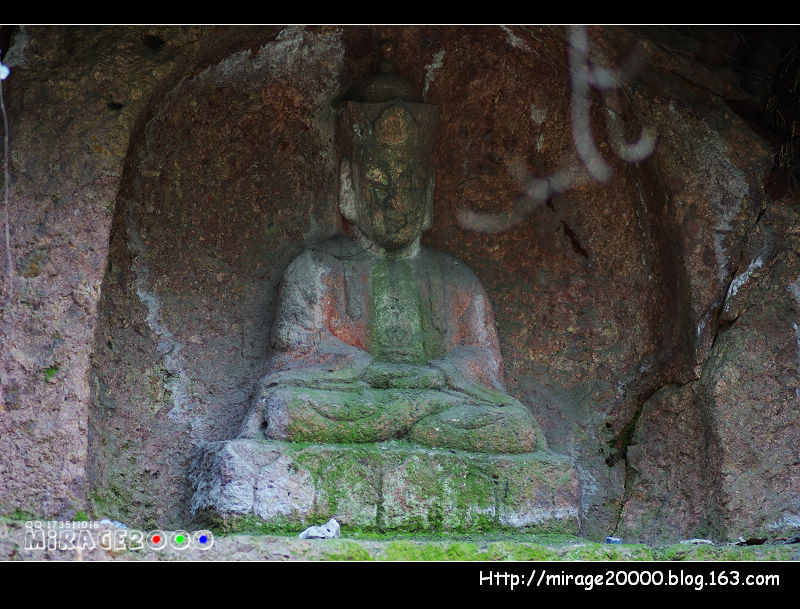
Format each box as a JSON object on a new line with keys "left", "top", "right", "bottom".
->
{"left": 1, "top": 512, "right": 797, "bottom": 561}
{"left": 200, "top": 516, "right": 797, "bottom": 561}
{"left": 271, "top": 535, "right": 799, "bottom": 561}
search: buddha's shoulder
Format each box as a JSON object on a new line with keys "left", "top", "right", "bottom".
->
{"left": 283, "top": 236, "right": 361, "bottom": 276}
{"left": 419, "top": 247, "right": 484, "bottom": 289}
{"left": 309, "top": 235, "right": 367, "bottom": 260}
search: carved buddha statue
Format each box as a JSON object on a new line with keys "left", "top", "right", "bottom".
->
{"left": 240, "top": 42, "right": 546, "bottom": 454}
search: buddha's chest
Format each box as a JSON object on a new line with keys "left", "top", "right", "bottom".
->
{"left": 327, "top": 255, "right": 448, "bottom": 364}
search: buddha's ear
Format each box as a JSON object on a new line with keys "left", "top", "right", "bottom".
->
{"left": 339, "top": 158, "right": 358, "bottom": 222}
{"left": 422, "top": 174, "right": 435, "bottom": 231}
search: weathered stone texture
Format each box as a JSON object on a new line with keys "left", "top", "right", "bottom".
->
{"left": 0, "top": 25, "right": 797, "bottom": 541}
{"left": 0, "top": 26, "right": 208, "bottom": 518}
{"left": 618, "top": 197, "right": 800, "bottom": 541}
{"left": 87, "top": 26, "right": 361, "bottom": 527}
{"left": 189, "top": 439, "right": 581, "bottom": 532}
{"left": 609, "top": 28, "right": 800, "bottom": 542}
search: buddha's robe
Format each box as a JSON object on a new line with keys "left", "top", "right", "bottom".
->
{"left": 240, "top": 236, "right": 545, "bottom": 454}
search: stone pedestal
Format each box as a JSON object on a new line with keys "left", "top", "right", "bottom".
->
{"left": 189, "top": 439, "right": 581, "bottom": 532}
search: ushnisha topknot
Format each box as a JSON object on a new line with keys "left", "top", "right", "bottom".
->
{"left": 335, "top": 40, "right": 439, "bottom": 165}
{"left": 342, "top": 40, "right": 423, "bottom": 104}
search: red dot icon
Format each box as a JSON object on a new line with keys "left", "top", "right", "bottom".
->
{"left": 147, "top": 529, "right": 167, "bottom": 550}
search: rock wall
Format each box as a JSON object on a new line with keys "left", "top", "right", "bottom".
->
{"left": 0, "top": 26, "right": 209, "bottom": 518}
{"left": 0, "top": 25, "right": 797, "bottom": 541}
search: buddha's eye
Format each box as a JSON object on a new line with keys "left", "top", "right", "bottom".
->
{"left": 370, "top": 182, "right": 388, "bottom": 198}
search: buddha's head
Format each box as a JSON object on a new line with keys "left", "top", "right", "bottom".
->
{"left": 336, "top": 41, "right": 439, "bottom": 252}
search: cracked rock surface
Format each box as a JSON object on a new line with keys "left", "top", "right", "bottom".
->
{"left": 1, "top": 25, "right": 798, "bottom": 542}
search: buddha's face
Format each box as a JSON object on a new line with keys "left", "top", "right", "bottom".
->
{"left": 345, "top": 104, "right": 434, "bottom": 251}
{"left": 351, "top": 146, "right": 431, "bottom": 250}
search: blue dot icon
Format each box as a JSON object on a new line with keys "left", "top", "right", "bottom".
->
{"left": 192, "top": 530, "right": 214, "bottom": 550}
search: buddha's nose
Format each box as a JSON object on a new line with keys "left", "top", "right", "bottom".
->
{"left": 387, "top": 195, "right": 408, "bottom": 213}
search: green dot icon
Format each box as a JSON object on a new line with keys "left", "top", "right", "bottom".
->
{"left": 169, "top": 529, "right": 191, "bottom": 550}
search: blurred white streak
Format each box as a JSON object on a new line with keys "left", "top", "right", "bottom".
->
{"left": 590, "top": 66, "right": 621, "bottom": 89}
{"left": 613, "top": 126, "right": 656, "bottom": 163}
{"left": 602, "top": 93, "right": 657, "bottom": 163}
{"left": 570, "top": 25, "right": 612, "bottom": 183}
{"left": 457, "top": 25, "right": 656, "bottom": 234}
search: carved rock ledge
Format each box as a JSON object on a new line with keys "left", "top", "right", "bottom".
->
{"left": 189, "top": 439, "right": 581, "bottom": 532}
